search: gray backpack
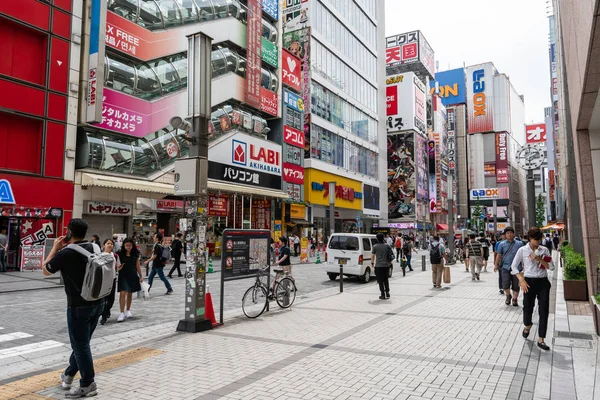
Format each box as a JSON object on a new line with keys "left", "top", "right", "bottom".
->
{"left": 67, "top": 243, "right": 116, "bottom": 301}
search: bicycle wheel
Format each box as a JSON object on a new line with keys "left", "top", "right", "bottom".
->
{"left": 242, "top": 285, "right": 268, "bottom": 318}
{"left": 275, "top": 277, "right": 296, "bottom": 309}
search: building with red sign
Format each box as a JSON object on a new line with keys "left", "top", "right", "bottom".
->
{"left": 0, "top": 1, "right": 80, "bottom": 270}
{"left": 71, "top": 0, "right": 287, "bottom": 245}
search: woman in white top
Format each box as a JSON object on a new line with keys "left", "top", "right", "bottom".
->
{"left": 510, "top": 227, "right": 554, "bottom": 351}
{"left": 100, "top": 238, "right": 120, "bottom": 325}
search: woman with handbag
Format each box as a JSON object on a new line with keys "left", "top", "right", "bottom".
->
{"left": 116, "top": 238, "right": 144, "bottom": 322}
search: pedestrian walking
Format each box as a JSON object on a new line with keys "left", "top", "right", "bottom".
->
{"left": 542, "top": 234, "right": 554, "bottom": 252}
{"left": 552, "top": 234, "right": 560, "bottom": 251}
{"left": 478, "top": 232, "right": 491, "bottom": 272}
{"left": 112, "top": 235, "right": 121, "bottom": 253}
{"left": 0, "top": 228, "right": 7, "bottom": 272}
{"left": 429, "top": 235, "right": 446, "bottom": 288}
{"left": 116, "top": 238, "right": 143, "bottom": 322}
{"left": 42, "top": 218, "right": 104, "bottom": 398}
{"left": 466, "top": 233, "right": 483, "bottom": 281}
{"left": 493, "top": 232, "right": 506, "bottom": 294}
{"left": 511, "top": 227, "right": 554, "bottom": 351}
{"left": 463, "top": 236, "right": 470, "bottom": 272}
{"left": 168, "top": 233, "right": 184, "bottom": 278}
{"left": 99, "top": 238, "right": 119, "bottom": 325}
{"left": 371, "top": 233, "right": 392, "bottom": 299}
{"left": 293, "top": 234, "right": 300, "bottom": 257}
{"left": 403, "top": 238, "right": 414, "bottom": 271}
{"left": 91, "top": 234, "right": 101, "bottom": 247}
{"left": 143, "top": 233, "right": 173, "bottom": 295}
{"left": 395, "top": 235, "right": 403, "bottom": 262}
{"left": 495, "top": 227, "right": 525, "bottom": 306}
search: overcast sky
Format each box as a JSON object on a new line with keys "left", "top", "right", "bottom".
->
{"left": 384, "top": 0, "right": 552, "bottom": 123}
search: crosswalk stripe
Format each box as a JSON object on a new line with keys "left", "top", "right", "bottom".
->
{"left": 0, "top": 340, "right": 65, "bottom": 360}
{"left": 0, "top": 332, "right": 33, "bottom": 343}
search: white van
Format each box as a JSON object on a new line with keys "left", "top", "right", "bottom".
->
{"left": 325, "top": 233, "right": 393, "bottom": 283}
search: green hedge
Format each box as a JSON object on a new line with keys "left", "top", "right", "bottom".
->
{"left": 562, "top": 245, "right": 587, "bottom": 280}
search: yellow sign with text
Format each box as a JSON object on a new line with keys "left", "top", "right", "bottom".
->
{"left": 304, "top": 169, "right": 363, "bottom": 210}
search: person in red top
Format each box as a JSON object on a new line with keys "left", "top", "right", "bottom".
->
{"left": 394, "top": 235, "right": 403, "bottom": 262}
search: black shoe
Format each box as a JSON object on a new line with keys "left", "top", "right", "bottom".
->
{"left": 379, "top": 295, "right": 386, "bottom": 300}
{"left": 522, "top": 326, "right": 531, "bottom": 338}
{"left": 166, "top": 290, "right": 173, "bottom": 295}
{"left": 386, "top": 292, "right": 390, "bottom": 298}
{"left": 408, "top": 268, "right": 414, "bottom": 271}
{"left": 178, "top": 275, "right": 183, "bottom": 277}
{"left": 499, "top": 290, "right": 505, "bottom": 295}
{"left": 100, "top": 317, "right": 107, "bottom": 325}
{"left": 505, "top": 295, "right": 512, "bottom": 305}
{"left": 537, "top": 341, "right": 550, "bottom": 351}
{"left": 167, "top": 275, "right": 172, "bottom": 279}
{"left": 476, "top": 273, "right": 480, "bottom": 281}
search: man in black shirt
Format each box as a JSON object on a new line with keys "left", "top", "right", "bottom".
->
{"left": 168, "top": 232, "right": 184, "bottom": 278}
{"left": 42, "top": 218, "right": 102, "bottom": 398}
{"left": 143, "top": 233, "right": 173, "bottom": 294}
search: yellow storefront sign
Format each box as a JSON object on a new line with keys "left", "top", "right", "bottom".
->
{"left": 290, "top": 204, "right": 305, "bottom": 219}
{"left": 304, "top": 169, "right": 363, "bottom": 210}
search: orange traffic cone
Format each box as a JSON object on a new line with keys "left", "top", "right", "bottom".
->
{"left": 205, "top": 286, "right": 217, "bottom": 327}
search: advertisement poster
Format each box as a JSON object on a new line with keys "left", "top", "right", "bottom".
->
{"left": 282, "top": 49, "right": 302, "bottom": 91}
{"left": 282, "top": 0, "right": 309, "bottom": 32}
{"left": 415, "top": 134, "right": 428, "bottom": 201}
{"left": 20, "top": 245, "right": 45, "bottom": 271}
{"left": 251, "top": 199, "right": 270, "bottom": 230}
{"left": 495, "top": 132, "right": 509, "bottom": 183}
{"left": 526, "top": 123, "right": 547, "bottom": 144}
{"left": 466, "top": 63, "right": 496, "bottom": 134}
{"left": 300, "top": 237, "right": 309, "bottom": 263}
{"left": 429, "top": 68, "right": 467, "bottom": 106}
{"left": 386, "top": 72, "right": 425, "bottom": 135}
{"left": 246, "top": 0, "right": 263, "bottom": 109}
{"left": 221, "top": 230, "right": 270, "bottom": 279}
{"left": 484, "top": 163, "right": 496, "bottom": 177}
{"left": 208, "top": 195, "right": 229, "bottom": 217}
{"left": 363, "top": 184, "right": 380, "bottom": 212}
{"left": 388, "top": 133, "right": 415, "bottom": 219}
{"left": 428, "top": 139, "right": 437, "bottom": 213}
{"left": 385, "top": 31, "right": 419, "bottom": 68}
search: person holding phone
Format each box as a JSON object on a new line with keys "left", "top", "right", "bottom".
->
{"left": 100, "top": 239, "right": 119, "bottom": 325}
{"left": 116, "top": 238, "right": 143, "bottom": 322}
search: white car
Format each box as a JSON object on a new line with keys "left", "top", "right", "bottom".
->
{"left": 325, "top": 233, "right": 393, "bottom": 283}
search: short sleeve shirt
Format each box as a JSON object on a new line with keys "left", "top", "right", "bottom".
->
{"left": 279, "top": 246, "right": 291, "bottom": 266}
{"left": 153, "top": 243, "right": 165, "bottom": 268}
{"left": 497, "top": 239, "right": 525, "bottom": 270}
{"left": 372, "top": 243, "right": 390, "bottom": 268}
{"left": 0, "top": 233, "right": 7, "bottom": 248}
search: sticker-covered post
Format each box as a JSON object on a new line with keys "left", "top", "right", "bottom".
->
{"left": 175, "top": 31, "right": 213, "bottom": 333}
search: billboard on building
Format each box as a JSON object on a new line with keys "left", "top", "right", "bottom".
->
{"left": 495, "top": 132, "right": 509, "bottom": 183}
{"left": 282, "top": 49, "right": 302, "bottom": 91}
{"left": 363, "top": 184, "right": 381, "bottom": 216}
{"left": 262, "top": 0, "right": 278, "bottom": 20}
{"left": 526, "top": 123, "right": 547, "bottom": 144}
{"left": 388, "top": 133, "right": 416, "bottom": 219}
{"left": 470, "top": 187, "right": 510, "bottom": 200}
{"left": 385, "top": 30, "right": 435, "bottom": 80}
{"left": 386, "top": 72, "right": 426, "bottom": 135}
{"left": 428, "top": 139, "right": 436, "bottom": 213}
{"left": 429, "top": 68, "right": 466, "bottom": 106}
{"left": 86, "top": 0, "right": 107, "bottom": 123}
{"left": 415, "top": 134, "right": 428, "bottom": 201}
{"left": 466, "top": 63, "right": 496, "bottom": 134}
{"left": 282, "top": 0, "right": 309, "bottom": 32}
{"left": 246, "top": 0, "right": 263, "bottom": 109}
{"left": 484, "top": 163, "right": 496, "bottom": 177}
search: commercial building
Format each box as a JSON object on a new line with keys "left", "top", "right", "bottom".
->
{"left": 525, "top": 121, "right": 550, "bottom": 226}
{"left": 464, "top": 62, "right": 527, "bottom": 234}
{"left": 73, "top": 0, "right": 288, "bottom": 253}
{"left": 0, "top": 1, "right": 82, "bottom": 270}
{"left": 552, "top": 0, "right": 600, "bottom": 332}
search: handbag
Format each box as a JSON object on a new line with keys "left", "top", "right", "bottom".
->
{"left": 443, "top": 265, "right": 451, "bottom": 283}
{"left": 141, "top": 281, "right": 150, "bottom": 300}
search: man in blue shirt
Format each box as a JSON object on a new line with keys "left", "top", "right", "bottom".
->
{"left": 494, "top": 227, "right": 525, "bottom": 307}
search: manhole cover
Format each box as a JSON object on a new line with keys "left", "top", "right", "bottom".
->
{"left": 554, "top": 331, "right": 595, "bottom": 340}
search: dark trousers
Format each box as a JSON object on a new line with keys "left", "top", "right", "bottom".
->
{"left": 396, "top": 248, "right": 402, "bottom": 261}
{"left": 498, "top": 270, "right": 503, "bottom": 290}
{"left": 294, "top": 243, "right": 299, "bottom": 256}
{"left": 406, "top": 254, "right": 412, "bottom": 270}
{"left": 65, "top": 302, "right": 104, "bottom": 386}
{"left": 148, "top": 267, "right": 172, "bottom": 291}
{"left": 375, "top": 267, "right": 390, "bottom": 295}
{"left": 523, "top": 277, "right": 551, "bottom": 338}
{"left": 0, "top": 249, "right": 5, "bottom": 271}
{"left": 168, "top": 254, "right": 182, "bottom": 277}
{"left": 101, "top": 279, "right": 116, "bottom": 319}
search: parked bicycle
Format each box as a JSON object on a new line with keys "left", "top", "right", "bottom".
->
{"left": 242, "top": 266, "right": 297, "bottom": 318}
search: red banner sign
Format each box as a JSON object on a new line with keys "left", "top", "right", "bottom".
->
{"left": 260, "top": 87, "right": 278, "bottom": 116}
{"left": 245, "top": 0, "right": 263, "bottom": 109}
{"left": 284, "top": 125, "right": 304, "bottom": 148}
{"left": 282, "top": 49, "right": 302, "bottom": 91}
{"left": 283, "top": 163, "right": 305, "bottom": 185}
{"left": 208, "top": 195, "right": 229, "bottom": 217}
{"left": 386, "top": 85, "right": 398, "bottom": 116}
{"left": 495, "top": 132, "right": 509, "bottom": 183}
{"left": 526, "top": 123, "right": 546, "bottom": 144}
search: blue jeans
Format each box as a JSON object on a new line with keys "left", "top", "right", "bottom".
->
{"left": 148, "top": 267, "right": 172, "bottom": 291}
{"left": 65, "top": 302, "right": 104, "bottom": 386}
{"left": 406, "top": 254, "right": 412, "bottom": 269}
{"left": 0, "top": 249, "right": 6, "bottom": 271}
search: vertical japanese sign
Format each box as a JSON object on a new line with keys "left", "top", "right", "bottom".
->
{"left": 86, "top": 0, "right": 107, "bottom": 123}
{"left": 466, "top": 63, "right": 495, "bottom": 134}
{"left": 428, "top": 139, "right": 437, "bottom": 213}
{"left": 495, "top": 132, "right": 509, "bottom": 183}
{"left": 246, "top": 0, "right": 263, "bottom": 109}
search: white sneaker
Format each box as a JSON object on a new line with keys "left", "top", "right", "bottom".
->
{"left": 124, "top": 310, "right": 132, "bottom": 319}
{"left": 117, "top": 313, "right": 125, "bottom": 322}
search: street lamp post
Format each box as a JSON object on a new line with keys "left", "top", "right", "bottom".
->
{"left": 173, "top": 32, "right": 213, "bottom": 333}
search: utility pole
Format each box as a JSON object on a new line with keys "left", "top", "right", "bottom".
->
{"left": 173, "top": 32, "right": 213, "bottom": 333}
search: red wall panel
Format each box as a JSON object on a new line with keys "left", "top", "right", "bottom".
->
{"left": 0, "top": 112, "right": 43, "bottom": 174}
{"left": 47, "top": 92, "right": 67, "bottom": 121}
{"left": 0, "top": 0, "right": 50, "bottom": 31}
{"left": 0, "top": 17, "right": 47, "bottom": 85}
{"left": 51, "top": 9, "right": 70, "bottom": 39}
{"left": 48, "top": 36, "right": 69, "bottom": 94}
{"left": 0, "top": 173, "right": 74, "bottom": 210}
{"left": 44, "top": 121, "right": 65, "bottom": 178}
{"left": 53, "top": 0, "right": 72, "bottom": 14}
{"left": 0, "top": 78, "right": 45, "bottom": 117}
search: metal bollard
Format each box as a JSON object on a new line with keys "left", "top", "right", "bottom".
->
{"left": 339, "top": 265, "right": 344, "bottom": 293}
{"left": 422, "top": 255, "right": 426, "bottom": 271}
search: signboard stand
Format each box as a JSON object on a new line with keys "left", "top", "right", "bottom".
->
{"left": 219, "top": 229, "right": 271, "bottom": 324}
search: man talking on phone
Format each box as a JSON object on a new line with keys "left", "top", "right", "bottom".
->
{"left": 42, "top": 218, "right": 103, "bottom": 398}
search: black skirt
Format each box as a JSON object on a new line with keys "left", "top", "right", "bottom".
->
{"left": 117, "top": 254, "right": 142, "bottom": 293}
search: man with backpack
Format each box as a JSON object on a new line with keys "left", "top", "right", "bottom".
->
{"left": 42, "top": 218, "right": 114, "bottom": 398}
{"left": 542, "top": 234, "right": 554, "bottom": 252}
{"left": 403, "top": 237, "right": 414, "bottom": 271}
{"left": 395, "top": 235, "right": 403, "bottom": 262}
{"left": 168, "top": 232, "right": 184, "bottom": 278}
{"left": 144, "top": 233, "right": 173, "bottom": 295}
{"left": 429, "top": 235, "right": 446, "bottom": 288}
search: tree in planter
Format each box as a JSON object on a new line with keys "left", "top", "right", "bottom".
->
{"left": 471, "top": 196, "right": 484, "bottom": 233}
{"left": 535, "top": 194, "right": 546, "bottom": 228}
{"left": 562, "top": 245, "right": 588, "bottom": 301}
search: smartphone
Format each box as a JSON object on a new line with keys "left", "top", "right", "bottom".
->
{"left": 63, "top": 232, "right": 72, "bottom": 244}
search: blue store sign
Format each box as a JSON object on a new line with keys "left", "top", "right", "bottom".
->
{"left": 263, "top": 0, "right": 278, "bottom": 20}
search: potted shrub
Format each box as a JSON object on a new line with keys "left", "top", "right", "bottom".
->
{"left": 563, "top": 245, "right": 588, "bottom": 301}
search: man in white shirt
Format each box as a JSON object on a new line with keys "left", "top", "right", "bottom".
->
{"left": 293, "top": 234, "right": 300, "bottom": 257}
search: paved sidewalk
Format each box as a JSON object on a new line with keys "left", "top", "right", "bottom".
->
{"left": 2, "top": 252, "right": 598, "bottom": 400}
